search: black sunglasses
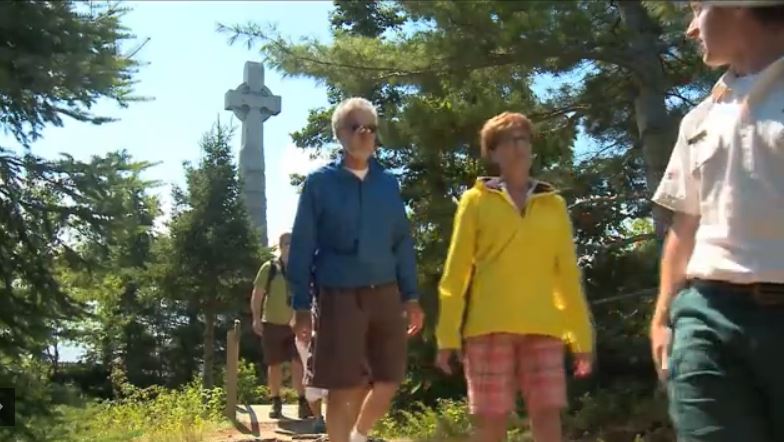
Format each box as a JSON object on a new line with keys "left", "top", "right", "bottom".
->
{"left": 349, "top": 123, "right": 378, "bottom": 134}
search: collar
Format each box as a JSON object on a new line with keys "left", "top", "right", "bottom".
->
{"left": 335, "top": 154, "right": 378, "bottom": 175}
{"left": 710, "top": 55, "right": 784, "bottom": 105}
{"left": 476, "top": 177, "right": 557, "bottom": 197}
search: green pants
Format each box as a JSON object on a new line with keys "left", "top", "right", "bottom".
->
{"left": 668, "top": 284, "right": 784, "bottom": 441}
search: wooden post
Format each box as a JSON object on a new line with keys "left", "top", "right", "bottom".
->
{"left": 224, "top": 319, "right": 240, "bottom": 420}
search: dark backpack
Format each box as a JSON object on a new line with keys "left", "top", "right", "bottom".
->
{"left": 265, "top": 259, "right": 278, "bottom": 294}
{"left": 265, "top": 259, "right": 291, "bottom": 305}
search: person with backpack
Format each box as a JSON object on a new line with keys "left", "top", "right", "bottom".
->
{"left": 251, "top": 232, "right": 310, "bottom": 420}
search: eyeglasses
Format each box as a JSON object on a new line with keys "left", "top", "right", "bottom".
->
{"left": 497, "top": 135, "right": 531, "bottom": 146}
{"left": 348, "top": 123, "right": 378, "bottom": 134}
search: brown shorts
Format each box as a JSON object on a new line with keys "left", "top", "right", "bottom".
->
{"left": 261, "top": 322, "right": 297, "bottom": 366}
{"left": 310, "top": 283, "right": 407, "bottom": 390}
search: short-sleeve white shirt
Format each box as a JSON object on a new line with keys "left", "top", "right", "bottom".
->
{"left": 652, "top": 56, "right": 784, "bottom": 284}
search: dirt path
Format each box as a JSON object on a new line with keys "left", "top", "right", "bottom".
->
{"left": 205, "top": 404, "right": 412, "bottom": 442}
{"left": 205, "top": 404, "right": 321, "bottom": 441}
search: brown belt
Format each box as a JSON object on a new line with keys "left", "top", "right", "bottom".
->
{"left": 691, "top": 279, "right": 784, "bottom": 306}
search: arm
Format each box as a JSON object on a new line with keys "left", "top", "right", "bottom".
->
{"left": 649, "top": 119, "right": 701, "bottom": 376}
{"left": 553, "top": 197, "right": 594, "bottom": 354}
{"left": 288, "top": 176, "right": 319, "bottom": 311}
{"left": 392, "top": 181, "right": 418, "bottom": 302}
{"left": 650, "top": 121, "right": 701, "bottom": 326}
{"left": 251, "top": 263, "right": 270, "bottom": 334}
{"left": 251, "top": 288, "right": 266, "bottom": 323}
{"left": 435, "top": 191, "right": 478, "bottom": 350}
{"left": 652, "top": 213, "right": 699, "bottom": 327}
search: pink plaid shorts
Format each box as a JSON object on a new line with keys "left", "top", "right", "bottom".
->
{"left": 464, "top": 333, "right": 567, "bottom": 416}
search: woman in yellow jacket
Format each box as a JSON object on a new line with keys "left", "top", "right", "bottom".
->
{"left": 435, "top": 112, "right": 595, "bottom": 442}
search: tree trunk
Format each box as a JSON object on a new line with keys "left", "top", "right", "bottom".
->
{"left": 203, "top": 308, "right": 216, "bottom": 388}
{"left": 618, "top": 0, "right": 678, "bottom": 239}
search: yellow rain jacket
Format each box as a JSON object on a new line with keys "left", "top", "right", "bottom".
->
{"left": 436, "top": 177, "right": 594, "bottom": 353}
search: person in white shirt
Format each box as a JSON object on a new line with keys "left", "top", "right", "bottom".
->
{"left": 650, "top": 2, "right": 784, "bottom": 440}
{"left": 295, "top": 331, "right": 327, "bottom": 434}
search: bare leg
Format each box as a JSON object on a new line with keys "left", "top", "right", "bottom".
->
{"left": 291, "top": 358, "right": 304, "bottom": 395}
{"left": 309, "top": 398, "right": 323, "bottom": 418}
{"left": 327, "top": 387, "right": 366, "bottom": 442}
{"left": 353, "top": 382, "right": 397, "bottom": 436}
{"left": 268, "top": 364, "right": 283, "bottom": 397}
{"left": 348, "top": 384, "right": 371, "bottom": 427}
{"left": 528, "top": 408, "right": 562, "bottom": 442}
{"left": 472, "top": 414, "right": 508, "bottom": 442}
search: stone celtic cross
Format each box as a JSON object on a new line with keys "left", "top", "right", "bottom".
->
{"left": 225, "top": 61, "right": 281, "bottom": 246}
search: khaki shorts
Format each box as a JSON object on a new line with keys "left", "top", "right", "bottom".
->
{"left": 261, "top": 323, "right": 297, "bottom": 366}
{"left": 310, "top": 283, "right": 407, "bottom": 390}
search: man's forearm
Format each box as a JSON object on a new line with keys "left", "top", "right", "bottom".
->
{"left": 653, "top": 213, "right": 698, "bottom": 325}
{"left": 251, "top": 289, "right": 264, "bottom": 321}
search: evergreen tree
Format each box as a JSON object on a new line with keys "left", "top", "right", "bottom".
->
{"left": 162, "top": 121, "right": 261, "bottom": 388}
{"left": 0, "top": 1, "right": 140, "bottom": 435}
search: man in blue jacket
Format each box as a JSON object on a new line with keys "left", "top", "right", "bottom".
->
{"left": 288, "top": 97, "right": 424, "bottom": 442}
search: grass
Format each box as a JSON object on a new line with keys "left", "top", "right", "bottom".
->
{"left": 24, "top": 362, "right": 673, "bottom": 442}
{"left": 28, "top": 359, "right": 301, "bottom": 442}
{"left": 25, "top": 380, "right": 229, "bottom": 442}
{"left": 373, "top": 383, "right": 673, "bottom": 442}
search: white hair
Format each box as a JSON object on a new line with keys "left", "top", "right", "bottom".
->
{"left": 331, "top": 97, "right": 378, "bottom": 140}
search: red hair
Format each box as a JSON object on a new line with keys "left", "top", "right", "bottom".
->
{"left": 479, "top": 112, "right": 533, "bottom": 159}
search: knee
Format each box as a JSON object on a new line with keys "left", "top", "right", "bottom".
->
{"left": 372, "top": 382, "right": 398, "bottom": 394}
{"left": 472, "top": 415, "right": 508, "bottom": 442}
{"left": 528, "top": 407, "right": 562, "bottom": 426}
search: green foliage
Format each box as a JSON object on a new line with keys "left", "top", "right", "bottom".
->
{"left": 56, "top": 151, "right": 164, "bottom": 389}
{"left": 565, "top": 383, "right": 673, "bottom": 442}
{"left": 235, "top": 357, "right": 268, "bottom": 404}
{"left": 0, "top": 1, "right": 141, "bottom": 146}
{"left": 377, "top": 385, "right": 672, "bottom": 442}
{"left": 161, "top": 120, "right": 262, "bottom": 388}
{"left": 0, "top": 149, "right": 160, "bottom": 436}
{"left": 51, "top": 362, "right": 113, "bottom": 399}
{"left": 86, "top": 379, "right": 225, "bottom": 441}
{"left": 375, "top": 399, "right": 473, "bottom": 441}
{"left": 0, "top": 0, "right": 146, "bottom": 432}
{"left": 31, "top": 379, "right": 226, "bottom": 442}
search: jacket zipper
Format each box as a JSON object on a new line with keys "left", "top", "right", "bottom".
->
{"left": 356, "top": 174, "right": 363, "bottom": 254}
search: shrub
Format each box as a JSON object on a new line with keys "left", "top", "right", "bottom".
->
{"left": 75, "top": 377, "right": 226, "bottom": 441}
{"left": 375, "top": 399, "right": 474, "bottom": 441}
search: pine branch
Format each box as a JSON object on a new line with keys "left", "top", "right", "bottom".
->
{"left": 568, "top": 192, "right": 648, "bottom": 210}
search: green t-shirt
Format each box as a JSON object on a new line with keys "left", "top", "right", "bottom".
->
{"left": 253, "top": 260, "right": 294, "bottom": 325}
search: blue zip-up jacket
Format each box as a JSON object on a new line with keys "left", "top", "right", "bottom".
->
{"left": 287, "top": 157, "right": 418, "bottom": 310}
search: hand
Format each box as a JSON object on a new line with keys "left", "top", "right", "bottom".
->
{"left": 435, "top": 349, "right": 462, "bottom": 375}
{"left": 293, "top": 310, "right": 313, "bottom": 343}
{"left": 405, "top": 301, "right": 425, "bottom": 337}
{"left": 252, "top": 319, "right": 263, "bottom": 337}
{"left": 650, "top": 322, "right": 672, "bottom": 382}
{"left": 573, "top": 353, "right": 593, "bottom": 378}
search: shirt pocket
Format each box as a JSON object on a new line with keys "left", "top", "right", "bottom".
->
{"left": 688, "top": 129, "right": 723, "bottom": 174}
